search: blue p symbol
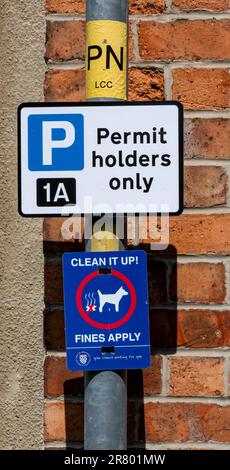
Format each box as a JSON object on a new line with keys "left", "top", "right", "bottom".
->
{"left": 28, "top": 114, "right": 84, "bottom": 171}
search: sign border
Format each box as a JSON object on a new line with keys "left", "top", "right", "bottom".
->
{"left": 18, "top": 101, "right": 184, "bottom": 217}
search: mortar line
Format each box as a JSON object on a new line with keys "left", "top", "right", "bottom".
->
{"left": 47, "top": 60, "right": 230, "bottom": 69}
{"left": 44, "top": 395, "right": 230, "bottom": 405}
{"left": 46, "top": 13, "right": 230, "bottom": 22}
{"left": 44, "top": 441, "right": 230, "bottom": 449}
{"left": 46, "top": 14, "right": 85, "bottom": 21}
{"left": 226, "top": 166, "right": 230, "bottom": 209}
{"left": 143, "top": 396, "right": 230, "bottom": 404}
{"left": 45, "top": 396, "right": 84, "bottom": 403}
{"left": 183, "top": 207, "right": 230, "bottom": 214}
{"left": 165, "top": 261, "right": 171, "bottom": 311}
{"left": 44, "top": 303, "right": 230, "bottom": 313}
{"left": 225, "top": 258, "right": 230, "bottom": 305}
{"left": 45, "top": 441, "right": 83, "bottom": 449}
{"left": 46, "top": 61, "right": 85, "bottom": 69}
{"left": 146, "top": 442, "right": 230, "bottom": 450}
{"left": 129, "top": 61, "right": 230, "bottom": 68}
{"left": 149, "top": 303, "right": 230, "bottom": 310}
{"left": 224, "top": 356, "right": 229, "bottom": 398}
{"left": 45, "top": 252, "right": 230, "bottom": 262}
{"left": 184, "top": 111, "right": 230, "bottom": 118}
{"left": 45, "top": 349, "right": 230, "bottom": 358}
{"left": 130, "top": 13, "right": 230, "bottom": 21}
{"left": 156, "top": 349, "right": 230, "bottom": 357}
{"left": 130, "top": 20, "right": 140, "bottom": 62}
{"left": 184, "top": 160, "right": 230, "bottom": 166}
{"left": 169, "top": 61, "right": 230, "bottom": 68}
{"left": 44, "top": 303, "right": 64, "bottom": 311}
{"left": 165, "top": 0, "right": 172, "bottom": 14}
{"left": 163, "top": 65, "right": 172, "bottom": 100}
{"left": 46, "top": 350, "right": 66, "bottom": 357}
{"left": 161, "top": 355, "right": 169, "bottom": 396}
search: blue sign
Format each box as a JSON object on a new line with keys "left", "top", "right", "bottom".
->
{"left": 28, "top": 114, "right": 84, "bottom": 171}
{"left": 62, "top": 251, "right": 150, "bottom": 371}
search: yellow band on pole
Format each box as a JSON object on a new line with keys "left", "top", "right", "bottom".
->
{"left": 91, "top": 230, "right": 120, "bottom": 252}
{"left": 86, "top": 20, "right": 127, "bottom": 100}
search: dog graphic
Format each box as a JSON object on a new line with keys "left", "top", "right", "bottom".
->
{"left": 97, "top": 286, "right": 128, "bottom": 313}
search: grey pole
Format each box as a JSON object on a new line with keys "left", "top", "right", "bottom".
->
{"left": 84, "top": 0, "right": 128, "bottom": 451}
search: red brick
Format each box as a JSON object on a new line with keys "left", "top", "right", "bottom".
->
{"left": 139, "top": 20, "right": 230, "bottom": 61}
{"left": 229, "top": 368, "right": 230, "bottom": 396}
{"left": 143, "top": 356, "right": 162, "bottom": 395}
{"left": 150, "top": 309, "right": 178, "bottom": 350}
{"left": 44, "top": 308, "right": 230, "bottom": 351}
{"left": 128, "top": 356, "right": 162, "bottom": 396}
{"left": 128, "top": 68, "right": 164, "bottom": 101}
{"left": 46, "top": 0, "right": 85, "bottom": 14}
{"left": 43, "top": 239, "right": 84, "bottom": 254}
{"left": 44, "top": 400, "right": 136, "bottom": 443}
{"left": 44, "top": 70, "right": 85, "bottom": 102}
{"left": 177, "top": 310, "right": 230, "bottom": 348}
{"left": 45, "top": 21, "right": 85, "bottom": 61}
{"left": 44, "top": 401, "right": 84, "bottom": 442}
{"left": 143, "top": 402, "right": 230, "bottom": 442}
{"left": 45, "top": 355, "right": 162, "bottom": 398}
{"left": 198, "top": 404, "right": 230, "bottom": 442}
{"left": 44, "top": 67, "right": 164, "bottom": 102}
{"left": 44, "top": 215, "right": 230, "bottom": 255}
{"left": 127, "top": 402, "right": 138, "bottom": 444}
{"left": 45, "top": 259, "right": 63, "bottom": 305}
{"left": 169, "top": 357, "right": 225, "bottom": 397}
{"left": 43, "top": 217, "right": 84, "bottom": 242}
{"left": 128, "top": 23, "right": 135, "bottom": 61}
{"left": 185, "top": 119, "right": 230, "bottom": 160}
{"left": 45, "top": 20, "right": 134, "bottom": 62}
{"left": 170, "top": 215, "right": 230, "bottom": 255}
{"left": 148, "top": 260, "right": 167, "bottom": 305}
{"left": 144, "top": 402, "right": 190, "bottom": 442}
{"left": 44, "top": 356, "right": 84, "bottom": 397}
{"left": 129, "top": 0, "right": 165, "bottom": 14}
{"left": 129, "top": 215, "right": 230, "bottom": 255}
{"left": 45, "top": 0, "right": 166, "bottom": 15}
{"left": 170, "top": 263, "right": 226, "bottom": 304}
{"left": 44, "top": 258, "right": 167, "bottom": 306}
{"left": 172, "top": 0, "right": 230, "bottom": 11}
{"left": 150, "top": 309, "right": 230, "bottom": 349}
{"left": 184, "top": 166, "right": 227, "bottom": 208}
{"left": 45, "top": 309, "right": 65, "bottom": 350}
{"left": 173, "top": 69, "right": 230, "bottom": 110}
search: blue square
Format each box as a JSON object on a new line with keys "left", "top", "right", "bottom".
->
{"left": 28, "top": 114, "right": 84, "bottom": 171}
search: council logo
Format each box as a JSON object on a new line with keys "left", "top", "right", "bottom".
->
{"left": 76, "top": 351, "right": 91, "bottom": 367}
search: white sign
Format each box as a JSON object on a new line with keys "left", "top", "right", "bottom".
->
{"left": 18, "top": 102, "right": 183, "bottom": 216}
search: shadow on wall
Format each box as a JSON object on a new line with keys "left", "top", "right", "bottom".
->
{"left": 44, "top": 242, "right": 178, "bottom": 449}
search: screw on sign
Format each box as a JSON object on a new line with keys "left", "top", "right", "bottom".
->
{"left": 62, "top": 251, "right": 150, "bottom": 371}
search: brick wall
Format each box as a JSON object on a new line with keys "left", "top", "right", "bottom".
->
{"left": 43, "top": 1, "right": 230, "bottom": 450}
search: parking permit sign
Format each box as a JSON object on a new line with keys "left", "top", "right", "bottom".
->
{"left": 18, "top": 101, "right": 183, "bottom": 216}
{"left": 62, "top": 250, "right": 150, "bottom": 371}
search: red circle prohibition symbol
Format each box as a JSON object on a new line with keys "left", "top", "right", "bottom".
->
{"left": 76, "top": 270, "right": 137, "bottom": 330}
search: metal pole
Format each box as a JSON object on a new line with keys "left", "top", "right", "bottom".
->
{"left": 84, "top": 0, "right": 128, "bottom": 450}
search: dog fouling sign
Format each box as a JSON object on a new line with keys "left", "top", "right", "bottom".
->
{"left": 62, "top": 251, "right": 150, "bottom": 371}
